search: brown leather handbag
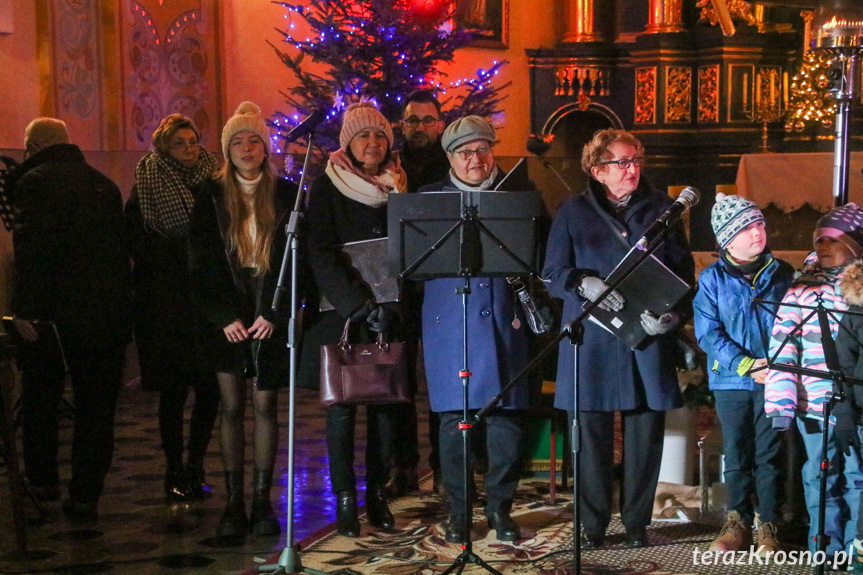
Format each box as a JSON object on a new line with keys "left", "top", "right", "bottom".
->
{"left": 320, "top": 319, "right": 412, "bottom": 406}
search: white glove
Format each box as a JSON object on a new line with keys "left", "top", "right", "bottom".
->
{"left": 640, "top": 311, "right": 679, "bottom": 336}
{"left": 576, "top": 276, "right": 625, "bottom": 312}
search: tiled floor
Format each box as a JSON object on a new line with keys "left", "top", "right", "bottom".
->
{"left": 0, "top": 375, "right": 433, "bottom": 574}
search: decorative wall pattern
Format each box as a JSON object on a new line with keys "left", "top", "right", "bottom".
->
{"left": 697, "top": 65, "right": 719, "bottom": 123}
{"left": 52, "top": 0, "right": 103, "bottom": 147}
{"left": 665, "top": 66, "right": 691, "bottom": 123}
{"left": 635, "top": 67, "right": 657, "bottom": 124}
{"left": 123, "top": 1, "right": 219, "bottom": 150}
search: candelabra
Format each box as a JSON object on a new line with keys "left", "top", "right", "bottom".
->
{"left": 744, "top": 69, "right": 784, "bottom": 153}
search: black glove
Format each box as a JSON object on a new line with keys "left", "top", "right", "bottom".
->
{"left": 367, "top": 304, "right": 400, "bottom": 333}
{"left": 349, "top": 300, "right": 375, "bottom": 324}
{"left": 572, "top": 276, "right": 625, "bottom": 312}
{"left": 640, "top": 311, "right": 680, "bottom": 336}
{"left": 834, "top": 409, "right": 861, "bottom": 457}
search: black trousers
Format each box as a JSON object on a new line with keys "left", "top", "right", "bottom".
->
{"left": 439, "top": 410, "right": 523, "bottom": 517}
{"left": 326, "top": 402, "right": 396, "bottom": 493}
{"left": 158, "top": 370, "right": 219, "bottom": 469}
{"left": 22, "top": 342, "right": 126, "bottom": 503}
{"left": 573, "top": 408, "right": 665, "bottom": 536}
{"left": 713, "top": 388, "right": 784, "bottom": 525}
{"left": 388, "top": 339, "right": 420, "bottom": 471}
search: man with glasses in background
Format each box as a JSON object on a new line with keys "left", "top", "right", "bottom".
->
{"left": 401, "top": 90, "right": 450, "bottom": 193}
{"left": 383, "top": 91, "right": 452, "bottom": 500}
{"left": 418, "top": 116, "right": 537, "bottom": 543}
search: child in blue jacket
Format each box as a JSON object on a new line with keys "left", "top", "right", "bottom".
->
{"left": 694, "top": 194, "right": 794, "bottom": 555}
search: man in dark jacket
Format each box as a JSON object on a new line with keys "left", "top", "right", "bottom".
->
{"left": 11, "top": 117, "right": 132, "bottom": 520}
{"left": 384, "top": 91, "right": 451, "bottom": 498}
{"left": 401, "top": 90, "right": 450, "bottom": 193}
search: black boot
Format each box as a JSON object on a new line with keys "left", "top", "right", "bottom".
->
{"left": 336, "top": 489, "right": 360, "bottom": 537}
{"left": 365, "top": 486, "right": 394, "bottom": 529}
{"left": 217, "top": 471, "right": 247, "bottom": 537}
{"left": 164, "top": 465, "right": 191, "bottom": 502}
{"left": 249, "top": 468, "right": 280, "bottom": 536}
{"left": 185, "top": 459, "right": 212, "bottom": 500}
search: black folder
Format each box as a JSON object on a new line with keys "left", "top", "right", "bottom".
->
{"left": 319, "top": 238, "right": 401, "bottom": 312}
{"left": 584, "top": 247, "right": 691, "bottom": 349}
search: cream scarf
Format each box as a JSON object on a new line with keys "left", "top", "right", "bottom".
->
{"left": 324, "top": 151, "right": 407, "bottom": 207}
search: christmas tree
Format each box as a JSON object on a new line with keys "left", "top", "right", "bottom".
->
{"left": 785, "top": 51, "right": 836, "bottom": 132}
{"left": 268, "top": 0, "right": 510, "bottom": 170}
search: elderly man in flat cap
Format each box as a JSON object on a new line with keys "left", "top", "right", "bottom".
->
{"left": 10, "top": 118, "right": 131, "bottom": 521}
{"left": 418, "top": 116, "right": 538, "bottom": 543}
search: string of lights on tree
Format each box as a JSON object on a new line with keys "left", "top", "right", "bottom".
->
{"left": 267, "top": 0, "right": 510, "bottom": 179}
{"left": 785, "top": 51, "right": 836, "bottom": 132}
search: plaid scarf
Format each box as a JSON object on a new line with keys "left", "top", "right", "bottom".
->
{"left": 136, "top": 149, "right": 217, "bottom": 239}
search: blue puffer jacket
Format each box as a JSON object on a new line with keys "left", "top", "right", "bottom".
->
{"left": 693, "top": 251, "right": 794, "bottom": 391}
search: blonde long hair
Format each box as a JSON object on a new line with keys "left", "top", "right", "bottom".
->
{"left": 216, "top": 159, "right": 277, "bottom": 275}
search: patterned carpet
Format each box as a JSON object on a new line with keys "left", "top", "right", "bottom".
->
{"left": 252, "top": 478, "right": 839, "bottom": 575}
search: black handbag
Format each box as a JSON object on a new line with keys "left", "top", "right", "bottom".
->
{"left": 320, "top": 319, "right": 412, "bottom": 406}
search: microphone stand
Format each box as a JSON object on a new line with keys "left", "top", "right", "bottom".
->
{"left": 476, "top": 223, "right": 677, "bottom": 575}
{"left": 259, "top": 131, "right": 330, "bottom": 575}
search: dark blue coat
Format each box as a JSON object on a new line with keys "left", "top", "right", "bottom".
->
{"left": 420, "top": 170, "right": 533, "bottom": 413}
{"left": 542, "top": 178, "right": 695, "bottom": 412}
{"left": 693, "top": 252, "right": 794, "bottom": 392}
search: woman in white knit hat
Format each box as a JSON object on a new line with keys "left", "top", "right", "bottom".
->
{"left": 303, "top": 102, "right": 409, "bottom": 537}
{"left": 188, "top": 102, "right": 299, "bottom": 538}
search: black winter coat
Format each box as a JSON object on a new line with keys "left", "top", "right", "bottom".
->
{"left": 187, "top": 177, "right": 299, "bottom": 390}
{"left": 126, "top": 188, "right": 209, "bottom": 390}
{"left": 11, "top": 144, "right": 132, "bottom": 350}
{"left": 298, "top": 173, "right": 416, "bottom": 389}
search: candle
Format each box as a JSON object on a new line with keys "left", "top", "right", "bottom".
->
{"left": 743, "top": 73, "right": 748, "bottom": 108}
{"left": 783, "top": 72, "right": 789, "bottom": 108}
{"left": 769, "top": 73, "right": 775, "bottom": 106}
{"left": 756, "top": 75, "right": 762, "bottom": 106}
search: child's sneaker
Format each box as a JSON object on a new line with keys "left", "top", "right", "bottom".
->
{"left": 709, "top": 511, "right": 752, "bottom": 552}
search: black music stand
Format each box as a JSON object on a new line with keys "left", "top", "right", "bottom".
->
{"left": 754, "top": 294, "right": 863, "bottom": 575}
{"left": 388, "top": 190, "right": 542, "bottom": 575}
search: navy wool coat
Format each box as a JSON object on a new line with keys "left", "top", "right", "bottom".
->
{"left": 419, "top": 169, "right": 534, "bottom": 413}
{"left": 542, "top": 177, "right": 695, "bottom": 412}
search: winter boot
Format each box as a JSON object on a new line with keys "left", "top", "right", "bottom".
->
{"left": 336, "top": 489, "right": 360, "bottom": 537}
{"left": 164, "top": 464, "right": 191, "bottom": 502}
{"left": 708, "top": 510, "right": 752, "bottom": 552}
{"left": 365, "top": 485, "right": 394, "bottom": 529}
{"left": 185, "top": 458, "right": 212, "bottom": 500}
{"left": 216, "top": 471, "right": 247, "bottom": 537}
{"left": 754, "top": 521, "right": 781, "bottom": 557}
{"left": 249, "top": 468, "right": 280, "bottom": 536}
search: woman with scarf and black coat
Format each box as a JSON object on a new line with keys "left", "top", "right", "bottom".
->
{"left": 188, "top": 102, "right": 297, "bottom": 538}
{"left": 303, "top": 102, "right": 409, "bottom": 538}
{"left": 126, "top": 114, "right": 219, "bottom": 502}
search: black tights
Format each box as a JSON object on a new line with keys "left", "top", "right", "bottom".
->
{"left": 217, "top": 372, "right": 278, "bottom": 473}
{"left": 158, "top": 371, "right": 219, "bottom": 469}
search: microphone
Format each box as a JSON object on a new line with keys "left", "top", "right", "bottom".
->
{"left": 284, "top": 108, "right": 330, "bottom": 143}
{"left": 635, "top": 186, "right": 699, "bottom": 251}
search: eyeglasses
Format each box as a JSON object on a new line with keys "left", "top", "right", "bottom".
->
{"left": 170, "top": 140, "right": 199, "bottom": 151}
{"left": 454, "top": 146, "right": 493, "bottom": 161}
{"left": 403, "top": 116, "right": 440, "bottom": 128}
{"left": 598, "top": 156, "right": 645, "bottom": 169}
